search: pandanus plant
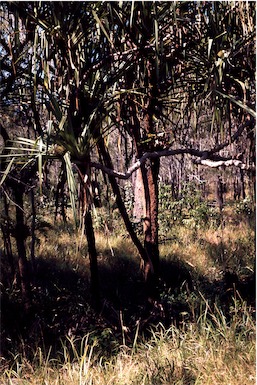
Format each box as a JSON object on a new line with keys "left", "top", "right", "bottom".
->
{"left": 1, "top": 1, "right": 168, "bottom": 306}
{"left": 1, "top": 2, "right": 255, "bottom": 308}
{"left": 90, "top": 1, "right": 255, "bottom": 286}
{"left": 0, "top": 1, "right": 133, "bottom": 308}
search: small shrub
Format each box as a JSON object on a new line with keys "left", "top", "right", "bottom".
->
{"left": 235, "top": 198, "right": 254, "bottom": 218}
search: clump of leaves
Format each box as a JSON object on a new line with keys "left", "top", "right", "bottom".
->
{"left": 235, "top": 198, "right": 255, "bottom": 218}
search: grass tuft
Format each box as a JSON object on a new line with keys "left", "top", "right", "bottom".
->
{"left": 1, "top": 204, "right": 255, "bottom": 384}
{"left": 1, "top": 296, "right": 255, "bottom": 384}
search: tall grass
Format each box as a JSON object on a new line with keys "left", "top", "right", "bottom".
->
{"left": 1, "top": 295, "right": 255, "bottom": 385}
{"left": 1, "top": 201, "right": 255, "bottom": 384}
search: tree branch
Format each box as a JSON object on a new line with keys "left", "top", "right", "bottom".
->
{"left": 90, "top": 147, "right": 254, "bottom": 179}
{"left": 193, "top": 158, "right": 251, "bottom": 169}
{"left": 208, "top": 117, "right": 254, "bottom": 155}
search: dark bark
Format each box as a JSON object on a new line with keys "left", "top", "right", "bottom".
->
{"left": 30, "top": 188, "right": 36, "bottom": 274}
{"left": 13, "top": 186, "right": 31, "bottom": 310}
{"left": 1, "top": 194, "right": 15, "bottom": 278}
{"left": 233, "top": 176, "right": 241, "bottom": 200}
{"left": 137, "top": 104, "right": 160, "bottom": 286}
{"left": 84, "top": 209, "right": 100, "bottom": 310}
{"left": 141, "top": 157, "right": 160, "bottom": 285}
{"left": 77, "top": 162, "right": 100, "bottom": 310}
{"left": 55, "top": 162, "right": 67, "bottom": 222}
{"left": 240, "top": 169, "right": 246, "bottom": 199}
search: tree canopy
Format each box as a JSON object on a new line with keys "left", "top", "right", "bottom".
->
{"left": 0, "top": 1, "right": 255, "bottom": 302}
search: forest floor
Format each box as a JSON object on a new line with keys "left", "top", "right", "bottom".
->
{"left": 0, "top": 199, "right": 256, "bottom": 384}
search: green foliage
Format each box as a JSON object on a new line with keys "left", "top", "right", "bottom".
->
{"left": 158, "top": 182, "right": 221, "bottom": 234}
{"left": 235, "top": 198, "right": 254, "bottom": 218}
{"left": 123, "top": 181, "right": 134, "bottom": 216}
{"left": 184, "top": 204, "right": 221, "bottom": 230}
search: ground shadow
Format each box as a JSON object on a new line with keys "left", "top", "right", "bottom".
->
{"left": 1, "top": 244, "right": 255, "bottom": 360}
{"left": 200, "top": 238, "right": 256, "bottom": 306}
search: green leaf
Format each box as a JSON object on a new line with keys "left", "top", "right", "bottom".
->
{"left": 92, "top": 10, "right": 114, "bottom": 49}
{"left": 215, "top": 90, "right": 256, "bottom": 118}
{"left": 0, "top": 157, "right": 14, "bottom": 186}
{"left": 208, "top": 38, "right": 213, "bottom": 59}
{"left": 64, "top": 152, "right": 78, "bottom": 226}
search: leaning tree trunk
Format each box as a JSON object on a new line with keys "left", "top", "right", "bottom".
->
{"left": 98, "top": 135, "right": 160, "bottom": 291}
{"left": 97, "top": 139, "right": 151, "bottom": 271}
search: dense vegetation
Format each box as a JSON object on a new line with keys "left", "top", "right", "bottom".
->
{"left": 0, "top": 1, "right": 255, "bottom": 384}
{"left": 1, "top": 192, "right": 255, "bottom": 384}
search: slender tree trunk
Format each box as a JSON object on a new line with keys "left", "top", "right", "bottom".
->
{"left": 30, "top": 188, "right": 36, "bottom": 274}
{"left": 55, "top": 163, "right": 67, "bottom": 222}
{"left": 137, "top": 106, "right": 161, "bottom": 286}
{"left": 1, "top": 194, "right": 15, "bottom": 278}
{"left": 84, "top": 209, "right": 100, "bottom": 310}
{"left": 240, "top": 169, "right": 246, "bottom": 199}
{"left": 14, "top": 187, "right": 31, "bottom": 310}
{"left": 78, "top": 161, "right": 100, "bottom": 310}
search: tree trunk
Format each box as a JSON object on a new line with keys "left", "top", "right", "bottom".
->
{"left": 30, "top": 188, "right": 36, "bottom": 275}
{"left": 55, "top": 162, "right": 67, "bottom": 222}
{"left": 14, "top": 187, "right": 31, "bottom": 310}
{"left": 97, "top": 139, "right": 150, "bottom": 269}
{"left": 133, "top": 168, "right": 145, "bottom": 222}
{"left": 240, "top": 169, "right": 246, "bottom": 199}
{"left": 77, "top": 162, "right": 100, "bottom": 310}
{"left": 1, "top": 194, "right": 15, "bottom": 279}
{"left": 84, "top": 209, "right": 100, "bottom": 310}
{"left": 98, "top": 134, "right": 161, "bottom": 295}
{"left": 141, "top": 157, "right": 160, "bottom": 286}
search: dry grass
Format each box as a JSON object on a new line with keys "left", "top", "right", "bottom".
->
{"left": 1, "top": 205, "right": 255, "bottom": 385}
{"left": 160, "top": 219, "right": 255, "bottom": 282}
{"left": 2, "top": 298, "right": 255, "bottom": 385}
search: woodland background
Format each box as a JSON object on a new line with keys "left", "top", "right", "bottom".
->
{"left": 0, "top": 2, "right": 256, "bottom": 384}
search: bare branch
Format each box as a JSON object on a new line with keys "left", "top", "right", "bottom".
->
{"left": 90, "top": 147, "right": 254, "bottom": 179}
{"left": 193, "top": 159, "right": 252, "bottom": 169}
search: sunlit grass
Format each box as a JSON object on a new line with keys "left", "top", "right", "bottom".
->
{"left": 1, "top": 202, "right": 255, "bottom": 385}
{"left": 1, "top": 297, "right": 255, "bottom": 385}
{"left": 160, "top": 219, "right": 255, "bottom": 283}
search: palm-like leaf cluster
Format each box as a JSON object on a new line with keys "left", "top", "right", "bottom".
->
{"left": 0, "top": 1, "right": 255, "bottom": 291}
{"left": 1, "top": 1, "right": 255, "bottom": 167}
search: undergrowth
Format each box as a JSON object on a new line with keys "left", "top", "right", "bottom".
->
{"left": 1, "top": 295, "right": 255, "bottom": 385}
{"left": 0, "top": 197, "right": 255, "bottom": 384}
